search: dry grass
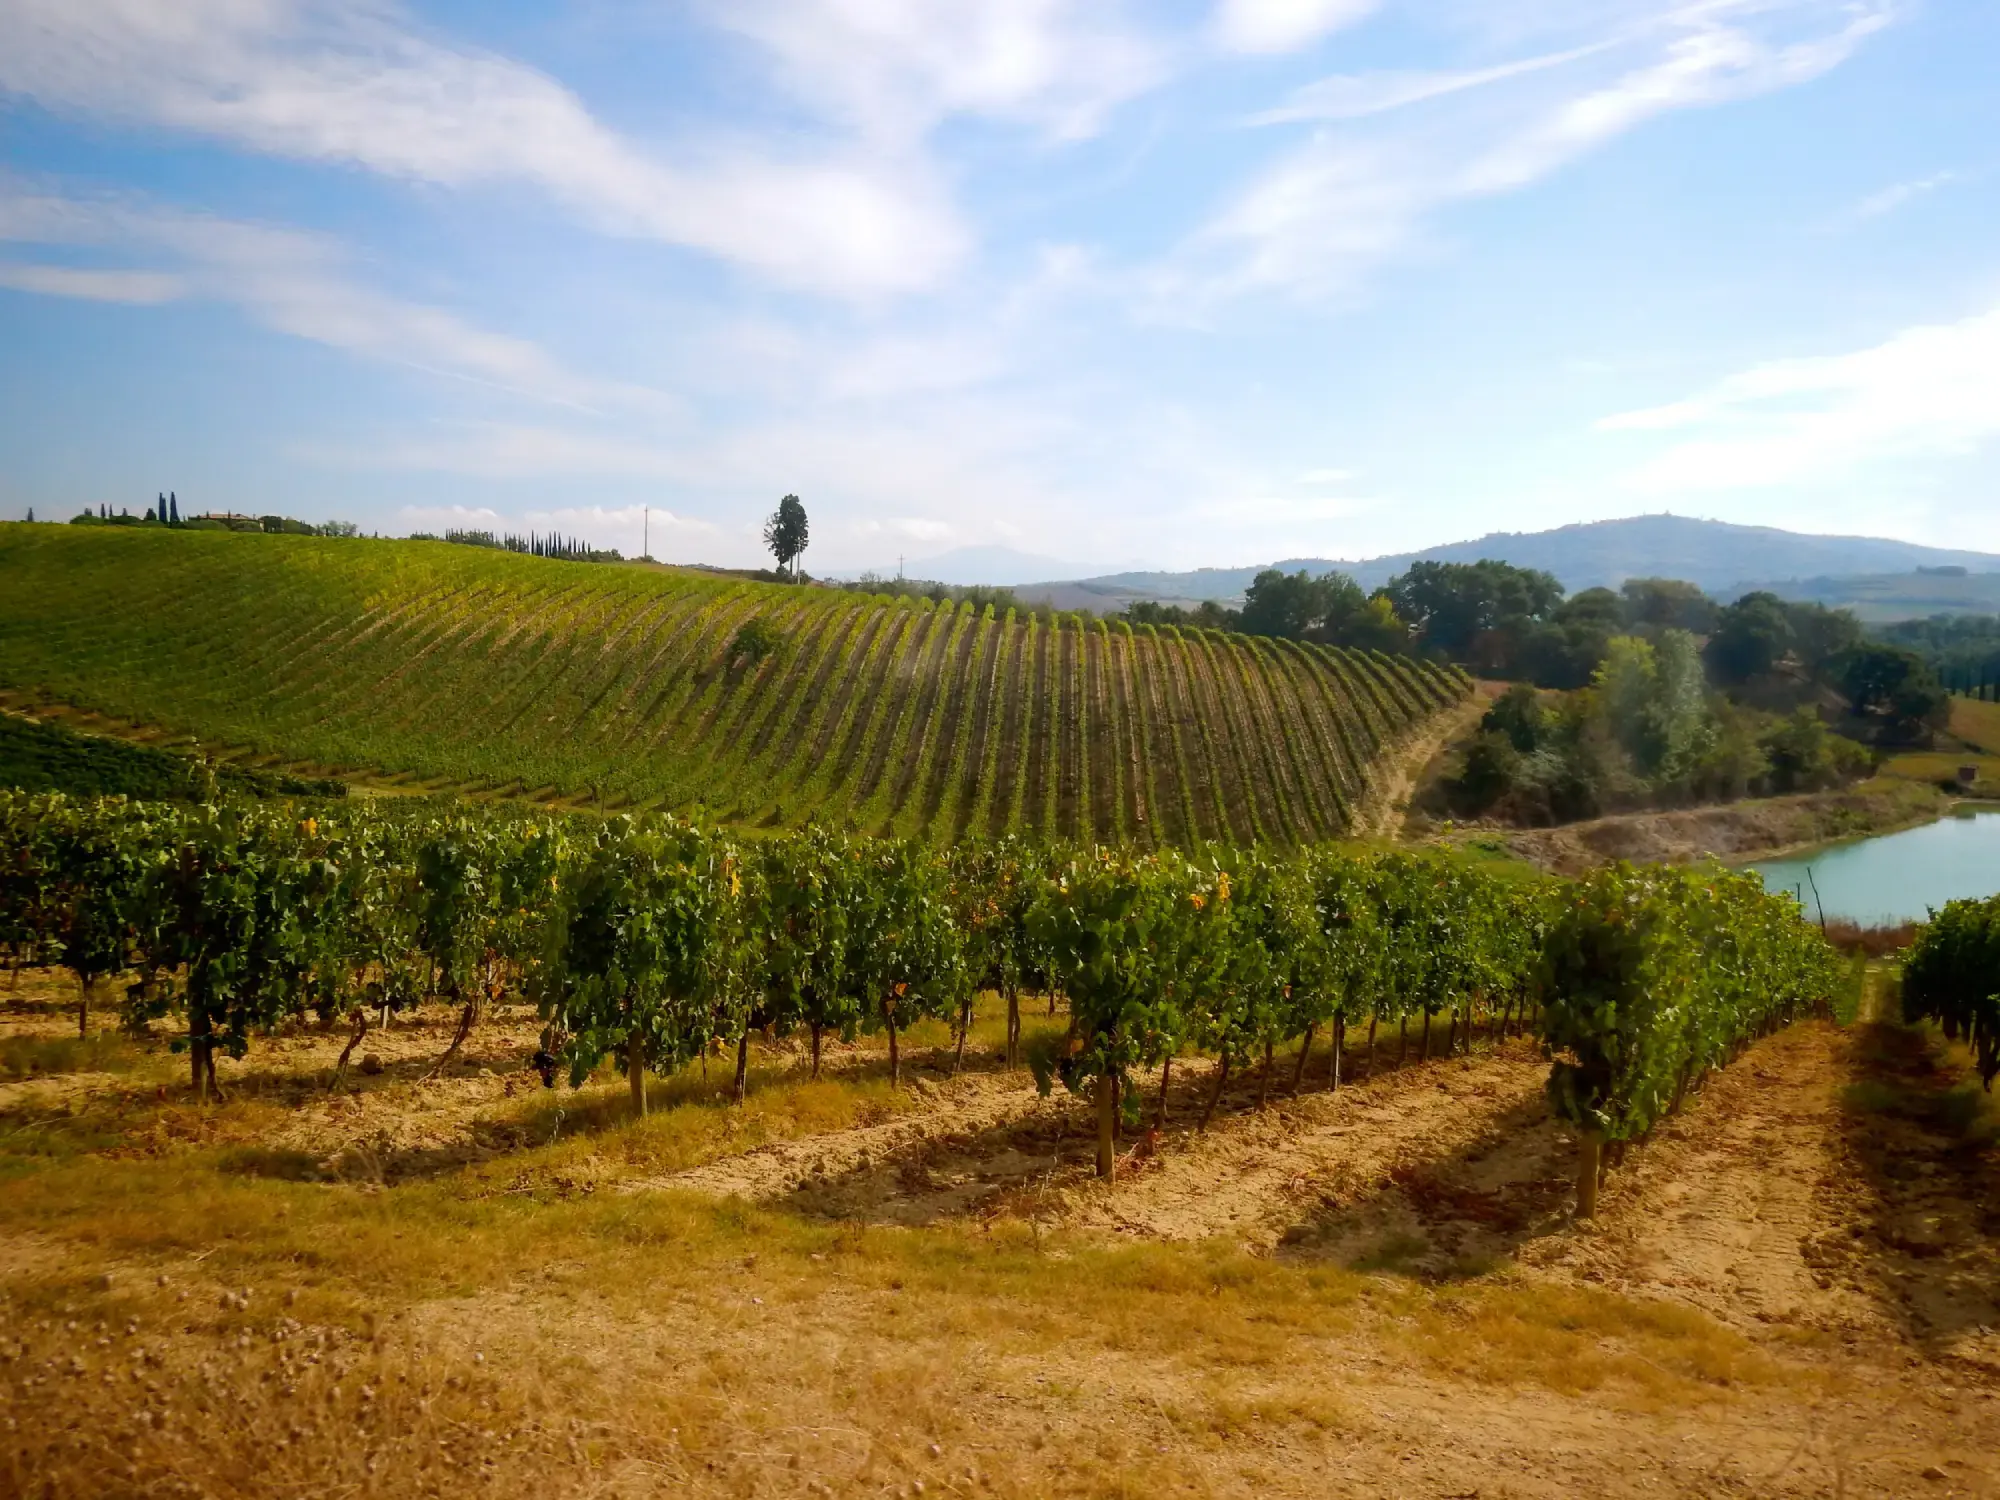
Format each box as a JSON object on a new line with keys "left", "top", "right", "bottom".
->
{"left": 0, "top": 976, "right": 1957, "bottom": 1498}
{"left": 1822, "top": 919, "right": 1920, "bottom": 958}
{"left": 1, "top": 1029, "right": 142, "bottom": 1079}
{"left": 1410, "top": 1282, "right": 1788, "bottom": 1400}
{"left": 1949, "top": 697, "right": 2000, "bottom": 756}
{"left": 1875, "top": 749, "right": 2000, "bottom": 792}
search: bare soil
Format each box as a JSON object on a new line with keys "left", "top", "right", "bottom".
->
{"left": 1471, "top": 782, "right": 1946, "bottom": 874}
{"left": 6, "top": 979, "right": 2000, "bottom": 1498}
{"left": 1355, "top": 687, "right": 1494, "bottom": 840}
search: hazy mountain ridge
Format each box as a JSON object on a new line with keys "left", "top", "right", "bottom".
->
{"left": 1013, "top": 516, "right": 2000, "bottom": 611}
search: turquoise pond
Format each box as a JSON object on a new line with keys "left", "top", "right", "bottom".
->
{"left": 1750, "top": 807, "right": 2000, "bottom": 925}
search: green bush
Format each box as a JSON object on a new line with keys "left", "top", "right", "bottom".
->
{"left": 0, "top": 714, "right": 346, "bottom": 801}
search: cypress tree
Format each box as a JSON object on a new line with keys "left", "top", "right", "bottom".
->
{"left": 170, "top": 492, "right": 179, "bottom": 524}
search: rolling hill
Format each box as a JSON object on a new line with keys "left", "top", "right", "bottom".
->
{"left": 0, "top": 525, "right": 1469, "bottom": 845}
{"left": 1738, "top": 569, "right": 2000, "bottom": 623}
{"left": 1015, "top": 515, "right": 2000, "bottom": 610}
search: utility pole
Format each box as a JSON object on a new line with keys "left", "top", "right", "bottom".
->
{"left": 898, "top": 553, "right": 903, "bottom": 581}
{"left": 643, "top": 506, "right": 649, "bottom": 561}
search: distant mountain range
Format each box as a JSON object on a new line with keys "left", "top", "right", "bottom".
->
{"left": 1006, "top": 516, "right": 2000, "bottom": 615}
{"left": 854, "top": 544, "right": 1086, "bottom": 588}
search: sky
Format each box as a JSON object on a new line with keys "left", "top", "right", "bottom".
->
{"left": 1, "top": 0, "right": 1997, "bottom": 578}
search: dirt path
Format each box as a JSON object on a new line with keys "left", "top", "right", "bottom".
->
{"left": 625, "top": 1066, "right": 1077, "bottom": 1221}
{"left": 1351, "top": 687, "right": 1489, "bottom": 839}
{"left": 1058, "top": 1043, "right": 1551, "bottom": 1249}
{"left": 637, "top": 1030, "right": 1561, "bottom": 1245}
{"left": 1522, "top": 1023, "right": 1885, "bottom": 1331}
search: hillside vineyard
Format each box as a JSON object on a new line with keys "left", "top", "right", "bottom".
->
{"left": 0, "top": 527, "right": 1468, "bottom": 842}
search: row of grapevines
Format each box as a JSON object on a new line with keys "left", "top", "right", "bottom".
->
{"left": 1901, "top": 893, "right": 2000, "bottom": 1089}
{"left": 2, "top": 790, "right": 1841, "bottom": 1205}
{"left": 1539, "top": 862, "right": 1851, "bottom": 1212}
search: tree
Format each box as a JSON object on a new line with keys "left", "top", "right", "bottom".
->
{"left": 1620, "top": 578, "right": 1716, "bottom": 635}
{"left": 1482, "top": 683, "right": 1544, "bottom": 752}
{"left": 1237, "top": 570, "right": 1322, "bottom": 640}
{"left": 1785, "top": 602, "right": 1863, "bottom": 681}
{"left": 1448, "top": 731, "right": 1523, "bottom": 816}
{"left": 1384, "top": 560, "right": 1563, "bottom": 674}
{"left": 1705, "top": 592, "right": 1794, "bottom": 684}
{"left": 1237, "top": 569, "right": 1409, "bottom": 652}
{"left": 1836, "top": 644, "right": 1950, "bottom": 742}
{"left": 1650, "top": 628, "right": 1715, "bottom": 785}
{"left": 24, "top": 508, "right": 31, "bottom": 523}
{"left": 728, "top": 617, "right": 783, "bottom": 672}
{"left": 763, "top": 494, "right": 809, "bottom": 581}
{"left": 1592, "top": 635, "right": 1662, "bottom": 772}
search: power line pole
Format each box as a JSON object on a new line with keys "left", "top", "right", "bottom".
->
{"left": 643, "top": 506, "right": 649, "bottom": 561}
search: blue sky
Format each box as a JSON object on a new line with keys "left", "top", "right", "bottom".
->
{"left": 2, "top": 0, "right": 1997, "bottom": 577}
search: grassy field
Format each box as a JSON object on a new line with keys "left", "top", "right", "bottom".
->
{"left": 1861, "top": 700, "right": 2000, "bottom": 799}
{"left": 1948, "top": 696, "right": 2000, "bottom": 756}
{"left": 0, "top": 526, "right": 1466, "bottom": 843}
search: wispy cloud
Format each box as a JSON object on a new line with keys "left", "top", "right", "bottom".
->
{"left": 1167, "top": 0, "right": 1899, "bottom": 304}
{"left": 1600, "top": 301, "right": 2000, "bottom": 490}
{"left": 0, "top": 0, "right": 966, "bottom": 297}
{"left": 1246, "top": 44, "right": 1612, "bottom": 125}
{"left": 1846, "top": 170, "right": 1960, "bottom": 222}
{"left": 0, "top": 261, "right": 183, "bottom": 303}
{"left": 1212, "top": 0, "right": 1381, "bottom": 56}
{"left": 1463, "top": 2, "right": 1895, "bottom": 195}
{"left": 705, "top": 0, "right": 1168, "bottom": 144}
{"left": 0, "top": 179, "right": 652, "bottom": 412}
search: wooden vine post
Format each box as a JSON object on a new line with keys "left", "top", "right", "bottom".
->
{"left": 1575, "top": 1131, "right": 1603, "bottom": 1219}
{"left": 1096, "top": 1070, "right": 1117, "bottom": 1181}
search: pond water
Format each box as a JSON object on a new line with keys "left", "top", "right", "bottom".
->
{"left": 1750, "top": 806, "right": 2000, "bottom": 925}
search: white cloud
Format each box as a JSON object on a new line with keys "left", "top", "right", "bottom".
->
{"left": 1847, "top": 170, "right": 1959, "bottom": 222}
{"left": 0, "top": 0, "right": 965, "bottom": 297}
{"left": 1174, "top": 0, "right": 1897, "bottom": 303}
{"left": 852, "top": 516, "right": 955, "bottom": 543}
{"left": 0, "top": 179, "right": 646, "bottom": 411}
{"left": 708, "top": 0, "right": 1167, "bottom": 143}
{"left": 1599, "top": 302, "right": 2000, "bottom": 490}
{"left": 1464, "top": 2, "right": 1895, "bottom": 194}
{"left": 1213, "top": 0, "right": 1380, "bottom": 56}
{"left": 0, "top": 261, "right": 183, "bottom": 302}
{"left": 1247, "top": 44, "right": 1613, "bottom": 125}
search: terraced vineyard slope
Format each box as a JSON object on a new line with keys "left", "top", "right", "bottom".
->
{"left": 0, "top": 526, "right": 1469, "bottom": 841}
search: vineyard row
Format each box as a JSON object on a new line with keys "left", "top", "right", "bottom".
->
{"left": 3, "top": 791, "right": 1851, "bottom": 1198}
{"left": 0, "top": 529, "right": 1468, "bottom": 844}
